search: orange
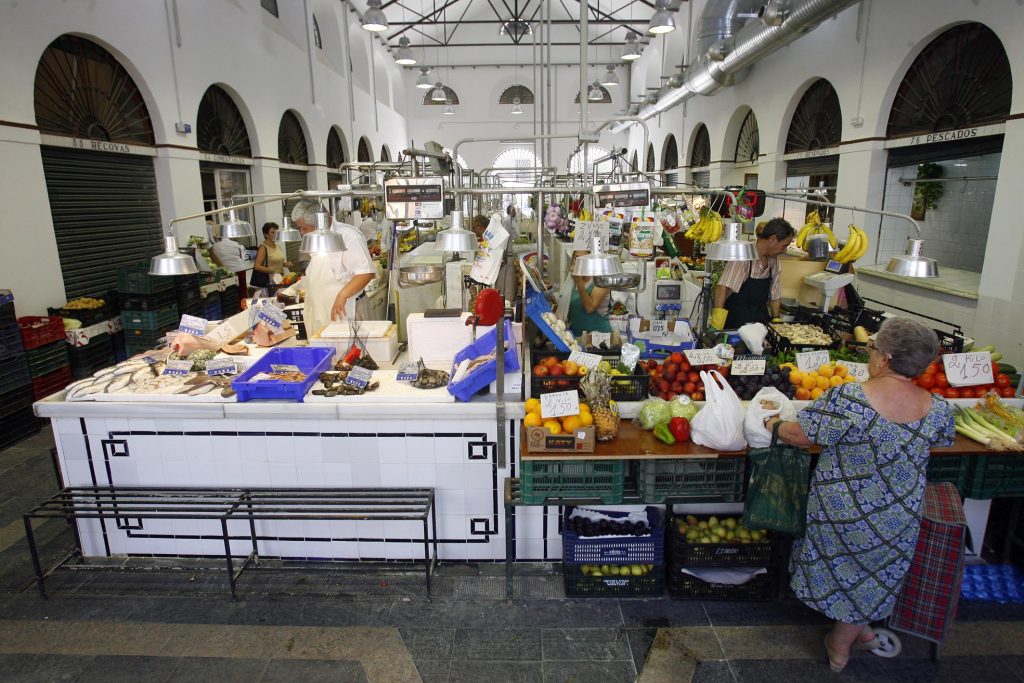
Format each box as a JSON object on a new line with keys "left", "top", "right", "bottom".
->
{"left": 833, "top": 364, "right": 848, "bottom": 378}
{"left": 543, "top": 356, "right": 559, "bottom": 367}
{"left": 578, "top": 412, "right": 594, "bottom": 427}
{"left": 524, "top": 412, "right": 543, "bottom": 428}
{"left": 815, "top": 375, "right": 830, "bottom": 391}
{"left": 789, "top": 370, "right": 803, "bottom": 386}
{"left": 817, "top": 364, "right": 834, "bottom": 378}
{"left": 810, "top": 387, "right": 825, "bottom": 400}
{"left": 795, "top": 387, "right": 811, "bottom": 400}
{"left": 801, "top": 374, "right": 817, "bottom": 390}
{"left": 525, "top": 398, "right": 541, "bottom": 414}
{"left": 561, "top": 416, "right": 583, "bottom": 432}
{"left": 542, "top": 419, "right": 562, "bottom": 435}
{"left": 829, "top": 375, "right": 844, "bottom": 387}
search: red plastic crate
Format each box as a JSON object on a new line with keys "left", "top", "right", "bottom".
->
{"left": 31, "top": 365, "right": 72, "bottom": 400}
{"left": 18, "top": 316, "right": 65, "bottom": 350}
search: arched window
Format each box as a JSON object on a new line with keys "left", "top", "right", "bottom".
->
{"left": 34, "top": 35, "right": 154, "bottom": 145}
{"left": 645, "top": 144, "right": 656, "bottom": 172}
{"left": 278, "top": 110, "right": 309, "bottom": 165}
{"left": 662, "top": 135, "right": 678, "bottom": 170}
{"left": 491, "top": 147, "right": 542, "bottom": 186}
{"left": 312, "top": 14, "right": 322, "bottom": 49}
{"left": 357, "top": 137, "right": 372, "bottom": 162}
{"left": 735, "top": 110, "right": 759, "bottom": 163}
{"left": 422, "top": 85, "right": 460, "bottom": 105}
{"left": 498, "top": 84, "right": 535, "bottom": 104}
{"left": 690, "top": 125, "right": 711, "bottom": 187}
{"left": 568, "top": 146, "right": 613, "bottom": 174}
{"left": 575, "top": 85, "right": 612, "bottom": 104}
{"left": 196, "top": 85, "right": 252, "bottom": 157}
{"left": 786, "top": 79, "right": 841, "bottom": 153}
{"left": 888, "top": 23, "right": 1011, "bottom": 138}
{"left": 327, "top": 127, "right": 347, "bottom": 168}
{"left": 380, "top": 145, "right": 391, "bottom": 162}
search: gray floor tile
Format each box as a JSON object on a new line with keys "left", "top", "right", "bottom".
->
{"left": 261, "top": 658, "right": 368, "bottom": 683}
{"left": 447, "top": 660, "right": 544, "bottom": 683}
{"left": 700, "top": 598, "right": 830, "bottom": 627}
{"left": 618, "top": 597, "right": 711, "bottom": 627}
{"left": 728, "top": 656, "right": 1023, "bottom": 683}
{"left": 541, "top": 628, "right": 632, "bottom": 661}
{"left": 542, "top": 659, "right": 637, "bottom": 683}
{"left": 388, "top": 599, "right": 625, "bottom": 628}
{"left": 75, "top": 655, "right": 179, "bottom": 683}
{"left": 400, "top": 627, "right": 456, "bottom": 660}
{"left": 956, "top": 601, "right": 1024, "bottom": 622}
{"left": 691, "top": 660, "right": 738, "bottom": 683}
{"left": 625, "top": 627, "right": 659, "bottom": 672}
{"left": 452, "top": 628, "right": 542, "bottom": 661}
{"left": 167, "top": 656, "right": 270, "bottom": 682}
{"left": 414, "top": 659, "right": 452, "bottom": 683}
{"left": 0, "top": 653, "right": 92, "bottom": 682}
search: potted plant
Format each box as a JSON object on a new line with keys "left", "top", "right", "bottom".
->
{"left": 911, "top": 162, "right": 944, "bottom": 220}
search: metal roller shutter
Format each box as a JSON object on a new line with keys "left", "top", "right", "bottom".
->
{"left": 40, "top": 147, "right": 162, "bottom": 299}
{"left": 279, "top": 168, "right": 308, "bottom": 266}
{"left": 786, "top": 155, "right": 840, "bottom": 176}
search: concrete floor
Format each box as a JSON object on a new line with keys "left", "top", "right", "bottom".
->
{"left": 1, "top": 425, "right": 1023, "bottom": 682}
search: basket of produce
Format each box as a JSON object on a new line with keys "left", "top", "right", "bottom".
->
{"left": 563, "top": 564, "right": 664, "bottom": 598}
{"left": 766, "top": 321, "right": 839, "bottom": 353}
{"left": 48, "top": 296, "right": 115, "bottom": 327}
{"left": 231, "top": 347, "right": 334, "bottom": 402}
{"left": 668, "top": 512, "right": 773, "bottom": 567}
{"left": 563, "top": 506, "right": 664, "bottom": 565}
{"left": 635, "top": 457, "right": 747, "bottom": 504}
{"left": 532, "top": 356, "right": 648, "bottom": 402}
{"left": 519, "top": 459, "right": 627, "bottom": 505}
{"left": 644, "top": 353, "right": 708, "bottom": 402}
{"left": 525, "top": 286, "right": 579, "bottom": 353}
{"left": 18, "top": 316, "right": 65, "bottom": 350}
{"left": 666, "top": 567, "right": 774, "bottom": 601}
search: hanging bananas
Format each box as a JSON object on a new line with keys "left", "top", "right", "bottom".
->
{"left": 833, "top": 224, "right": 870, "bottom": 263}
{"left": 683, "top": 208, "right": 723, "bottom": 243}
{"left": 795, "top": 211, "right": 838, "bottom": 250}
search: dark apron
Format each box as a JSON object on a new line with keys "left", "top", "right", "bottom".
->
{"left": 724, "top": 262, "right": 771, "bottom": 329}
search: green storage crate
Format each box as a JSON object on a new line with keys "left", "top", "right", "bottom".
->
{"left": 635, "top": 457, "right": 746, "bottom": 504}
{"left": 26, "top": 340, "right": 69, "bottom": 377}
{"left": 519, "top": 459, "right": 626, "bottom": 504}
{"left": 963, "top": 454, "right": 1024, "bottom": 499}
{"left": 926, "top": 454, "right": 971, "bottom": 495}
{"left": 121, "top": 305, "right": 179, "bottom": 331}
{"left": 117, "top": 263, "right": 175, "bottom": 295}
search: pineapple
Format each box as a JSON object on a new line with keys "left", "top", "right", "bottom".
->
{"left": 581, "top": 368, "right": 619, "bottom": 441}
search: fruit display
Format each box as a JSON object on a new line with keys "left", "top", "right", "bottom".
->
{"left": 578, "top": 564, "right": 656, "bottom": 577}
{"left": 770, "top": 322, "right": 832, "bottom": 346}
{"left": 795, "top": 211, "right": 836, "bottom": 250}
{"left": 523, "top": 397, "right": 593, "bottom": 435}
{"left": 786, "top": 363, "right": 858, "bottom": 401}
{"left": 728, "top": 364, "right": 800, "bottom": 401}
{"left": 63, "top": 296, "right": 106, "bottom": 310}
{"left": 566, "top": 513, "right": 649, "bottom": 537}
{"left": 580, "top": 368, "right": 619, "bottom": 441}
{"left": 645, "top": 352, "right": 708, "bottom": 402}
{"left": 532, "top": 355, "right": 589, "bottom": 381}
{"left": 683, "top": 208, "right": 723, "bottom": 243}
{"left": 675, "top": 514, "right": 767, "bottom": 544}
{"left": 833, "top": 224, "right": 870, "bottom": 264}
{"left": 912, "top": 358, "right": 1018, "bottom": 399}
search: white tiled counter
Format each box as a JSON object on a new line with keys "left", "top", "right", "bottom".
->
{"left": 34, "top": 397, "right": 567, "bottom": 563}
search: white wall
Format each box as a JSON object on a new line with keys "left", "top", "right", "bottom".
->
{"left": 0, "top": 0, "right": 407, "bottom": 313}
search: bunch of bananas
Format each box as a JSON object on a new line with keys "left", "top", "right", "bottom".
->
{"left": 795, "top": 211, "right": 837, "bottom": 249}
{"left": 833, "top": 224, "right": 870, "bottom": 263}
{"left": 683, "top": 209, "right": 723, "bottom": 243}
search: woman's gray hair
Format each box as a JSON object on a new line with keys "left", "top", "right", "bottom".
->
{"left": 875, "top": 317, "right": 940, "bottom": 378}
{"left": 291, "top": 198, "right": 320, "bottom": 226}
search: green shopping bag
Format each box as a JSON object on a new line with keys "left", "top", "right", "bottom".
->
{"left": 743, "top": 423, "right": 811, "bottom": 535}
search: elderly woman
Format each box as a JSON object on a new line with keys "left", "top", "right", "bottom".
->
{"left": 764, "top": 317, "right": 954, "bottom": 672}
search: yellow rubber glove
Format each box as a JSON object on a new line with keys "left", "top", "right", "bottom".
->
{"left": 709, "top": 308, "right": 728, "bottom": 330}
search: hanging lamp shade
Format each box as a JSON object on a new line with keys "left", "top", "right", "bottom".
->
{"left": 600, "top": 65, "right": 619, "bottom": 87}
{"left": 276, "top": 215, "right": 301, "bottom": 243}
{"left": 886, "top": 239, "right": 939, "bottom": 278}
{"left": 571, "top": 236, "right": 622, "bottom": 277}
{"left": 415, "top": 68, "right": 433, "bottom": 89}
{"left": 648, "top": 0, "right": 676, "bottom": 34}
{"left": 431, "top": 82, "right": 447, "bottom": 102}
{"left": 300, "top": 211, "right": 346, "bottom": 254}
{"left": 361, "top": 0, "right": 388, "bottom": 32}
{"left": 588, "top": 82, "right": 604, "bottom": 101}
{"left": 705, "top": 221, "right": 757, "bottom": 261}
{"left": 220, "top": 208, "right": 254, "bottom": 239}
{"left": 149, "top": 235, "right": 199, "bottom": 276}
{"left": 622, "top": 33, "right": 642, "bottom": 61}
{"left": 435, "top": 211, "right": 478, "bottom": 253}
{"left": 394, "top": 36, "right": 416, "bottom": 65}
{"left": 511, "top": 97, "right": 523, "bottom": 115}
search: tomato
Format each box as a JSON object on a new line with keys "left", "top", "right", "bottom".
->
{"left": 917, "top": 374, "right": 936, "bottom": 389}
{"left": 690, "top": 390, "right": 704, "bottom": 402}
{"left": 943, "top": 387, "right": 961, "bottom": 399}
{"left": 687, "top": 372, "right": 701, "bottom": 384}
{"left": 669, "top": 352, "right": 684, "bottom": 365}
{"left": 929, "top": 387, "right": 945, "bottom": 396}
{"left": 935, "top": 372, "right": 949, "bottom": 388}
{"left": 995, "top": 373, "right": 1011, "bottom": 388}
{"left": 974, "top": 386, "right": 991, "bottom": 398}
{"left": 999, "top": 386, "right": 1016, "bottom": 398}
{"left": 679, "top": 361, "right": 691, "bottom": 373}
{"left": 923, "top": 362, "right": 939, "bottom": 375}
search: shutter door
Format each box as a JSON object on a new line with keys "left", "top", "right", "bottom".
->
{"left": 279, "top": 168, "right": 309, "bottom": 266}
{"left": 692, "top": 170, "right": 710, "bottom": 188}
{"left": 41, "top": 147, "right": 162, "bottom": 299}
{"left": 786, "top": 154, "right": 840, "bottom": 176}
{"left": 327, "top": 172, "right": 345, "bottom": 189}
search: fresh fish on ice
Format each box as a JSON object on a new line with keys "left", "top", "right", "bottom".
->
{"left": 105, "top": 374, "right": 132, "bottom": 393}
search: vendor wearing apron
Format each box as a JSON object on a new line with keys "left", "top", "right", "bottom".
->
{"left": 710, "top": 217, "right": 795, "bottom": 330}
{"left": 292, "top": 199, "right": 376, "bottom": 337}
{"left": 568, "top": 250, "right": 612, "bottom": 336}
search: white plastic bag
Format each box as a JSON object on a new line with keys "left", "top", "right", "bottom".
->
{"left": 743, "top": 386, "right": 797, "bottom": 448}
{"left": 690, "top": 370, "right": 747, "bottom": 451}
{"left": 738, "top": 323, "right": 768, "bottom": 355}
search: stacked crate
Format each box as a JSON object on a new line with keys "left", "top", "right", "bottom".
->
{"left": 199, "top": 276, "right": 223, "bottom": 321}
{"left": 0, "top": 292, "right": 40, "bottom": 448}
{"left": 117, "top": 263, "right": 179, "bottom": 356}
{"left": 220, "top": 275, "right": 241, "bottom": 317}
{"left": 49, "top": 294, "right": 117, "bottom": 379}
{"left": 561, "top": 507, "right": 665, "bottom": 598}
{"left": 22, "top": 318, "right": 71, "bottom": 400}
{"left": 174, "top": 273, "right": 203, "bottom": 317}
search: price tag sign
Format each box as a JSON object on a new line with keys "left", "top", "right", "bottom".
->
{"left": 796, "top": 350, "right": 831, "bottom": 374}
{"left": 572, "top": 221, "right": 610, "bottom": 251}
{"left": 257, "top": 303, "right": 287, "bottom": 331}
{"left": 589, "top": 331, "right": 612, "bottom": 348}
{"left": 843, "top": 361, "right": 869, "bottom": 382}
{"left": 344, "top": 365, "right": 373, "bottom": 388}
{"left": 731, "top": 356, "right": 767, "bottom": 376}
{"left": 204, "top": 358, "right": 237, "bottom": 376}
{"left": 397, "top": 362, "right": 420, "bottom": 382}
{"left": 540, "top": 390, "right": 580, "bottom": 419}
{"left": 178, "top": 314, "right": 207, "bottom": 336}
{"left": 569, "top": 351, "right": 602, "bottom": 370}
{"left": 270, "top": 364, "right": 302, "bottom": 373}
{"left": 943, "top": 351, "right": 994, "bottom": 387}
{"left": 203, "top": 320, "right": 237, "bottom": 345}
{"left": 649, "top": 319, "right": 669, "bottom": 336}
{"left": 684, "top": 348, "right": 720, "bottom": 366}
{"left": 142, "top": 355, "right": 159, "bottom": 365}
{"left": 162, "top": 359, "right": 193, "bottom": 376}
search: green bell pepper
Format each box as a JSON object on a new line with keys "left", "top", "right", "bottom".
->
{"left": 653, "top": 422, "right": 676, "bottom": 445}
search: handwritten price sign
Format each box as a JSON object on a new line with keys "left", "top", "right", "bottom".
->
{"left": 943, "top": 352, "right": 994, "bottom": 387}
{"left": 540, "top": 390, "right": 580, "bottom": 419}
{"left": 568, "top": 351, "right": 602, "bottom": 370}
{"left": 684, "top": 348, "right": 720, "bottom": 366}
{"left": 731, "top": 357, "right": 766, "bottom": 376}
{"left": 572, "top": 221, "right": 610, "bottom": 251}
{"left": 796, "top": 350, "right": 831, "bottom": 374}
{"left": 649, "top": 319, "right": 670, "bottom": 336}
{"left": 843, "top": 362, "right": 869, "bottom": 382}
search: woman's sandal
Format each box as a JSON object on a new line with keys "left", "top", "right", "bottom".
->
{"left": 824, "top": 634, "right": 850, "bottom": 673}
{"left": 852, "top": 627, "right": 881, "bottom": 651}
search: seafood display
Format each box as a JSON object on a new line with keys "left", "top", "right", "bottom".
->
{"left": 60, "top": 349, "right": 239, "bottom": 401}
{"left": 311, "top": 370, "right": 380, "bottom": 397}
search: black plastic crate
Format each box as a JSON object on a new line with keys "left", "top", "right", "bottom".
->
{"left": 926, "top": 454, "right": 971, "bottom": 496}
{"left": 0, "top": 322, "right": 23, "bottom": 360}
{"left": 121, "top": 306, "right": 179, "bottom": 332}
{"left": 173, "top": 273, "right": 200, "bottom": 292}
{"left": 48, "top": 295, "right": 116, "bottom": 326}
{"left": 667, "top": 512, "right": 774, "bottom": 568}
{"left": 636, "top": 458, "right": 747, "bottom": 504}
{"left": 0, "top": 353, "right": 31, "bottom": 393}
{"left": 112, "top": 331, "right": 126, "bottom": 362}
{"left": 532, "top": 362, "right": 648, "bottom": 402}
{"left": 563, "top": 564, "right": 664, "bottom": 598}
{"left": 936, "top": 328, "right": 966, "bottom": 354}
{"left": 26, "top": 340, "right": 70, "bottom": 377}
{"left": 666, "top": 566, "right": 774, "bottom": 601}
{"left": 119, "top": 289, "right": 178, "bottom": 311}
{"left": 963, "top": 454, "right": 1024, "bottom": 500}
{"left": 176, "top": 286, "right": 202, "bottom": 308}
{"left": 220, "top": 286, "right": 241, "bottom": 312}
{"left": 768, "top": 317, "right": 841, "bottom": 353}
{"left": 0, "top": 298, "right": 16, "bottom": 326}
{"left": 0, "top": 383, "right": 35, "bottom": 418}
{"left": 68, "top": 335, "right": 116, "bottom": 379}
{"left": 562, "top": 507, "right": 665, "bottom": 565}
{"left": 203, "top": 302, "right": 223, "bottom": 321}
{"left": 117, "top": 263, "right": 175, "bottom": 295}
{"left": 0, "top": 406, "right": 43, "bottom": 450}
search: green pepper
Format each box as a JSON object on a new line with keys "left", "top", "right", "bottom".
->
{"left": 662, "top": 233, "right": 680, "bottom": 257}
{"left": 653, "top": 422, "right": 676, "bottom": 445}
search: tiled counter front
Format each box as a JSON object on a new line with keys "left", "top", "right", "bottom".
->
{"left": 44, "top": 405, "right": 565, "bottom": 563}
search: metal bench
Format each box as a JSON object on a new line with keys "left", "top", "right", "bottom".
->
{"left": 24, "top": 486, "right": 437, "bottom": 600}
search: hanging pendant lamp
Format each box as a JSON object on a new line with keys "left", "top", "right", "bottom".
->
{"left": 361, "top": 0, "right": 388, "bottom": 32}
{"left": 648, "top": 0, "right": 676, "bottom": 34}
{"left": 394, "top": 36, "right": 416, "bottom": 65}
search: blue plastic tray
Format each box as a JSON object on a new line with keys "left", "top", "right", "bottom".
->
{"left": 525, "top": 286, "right": 571, "bottom": 352}
{"left": 231, "top": 347, "right": 334, "bottom": 402}
{"left": 447, "top": 320, "right": 521, "bottom": 402}
{"left": 563, "top": 507, "right": 664, "bottom": 565}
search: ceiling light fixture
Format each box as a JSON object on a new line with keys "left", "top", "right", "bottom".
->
{"left": 415, "top": 67, "right": 432, "bottom": 89}
{"left": 600, "top": 65, "right": 619, "bottom": 87}
{"left": 622, "top": 32, "right": 642, "bottom": 61}
{"left": 705, "top": 221, "right": 757, "bottom": 261}
{"left": 220, "top": 208, "right": 254, "bottom": 239}
{"left": 500, "top": 20, "right": 533, "bottom": 41}
{"left": 511, "top": 97, "right": 523, "bottom": 115}
{"left": 647, "top": 0, "right": 676, "bottom": 35}
{"left": 276, "top": 215, "right": 301, "bottom": 243}
{"left": 430, "top": 81, "right": 447, "bottom": 102}
{"left": 300, "top": 210, "right": 346, "bottom": 254}
{"left": 588, "top": 82, "right": 604, "bottom": 101}
{"left": 149, "top": 235, "right": 198, "bottom": 276}
{"left": 361, "top": 0, "right": 388, "bottom": 32}
{"left": 394, "top": 36, "right": 416, "bottom": 65}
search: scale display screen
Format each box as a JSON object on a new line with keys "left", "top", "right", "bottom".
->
{"left": 593, "top": 182, "right": 651, "bottom": 209}
{"left": 384, "top": 178, "right": 445, "bottom": 219}
{"left": 656, "top": 283, "right": 681, "bottom": 300}
{"left": 824, "top": 259, "right": 844, "bottom": 274}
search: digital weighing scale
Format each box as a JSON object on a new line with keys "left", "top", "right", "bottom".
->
{"left": 802, "top": 259, "right": 855, "bottom": 311}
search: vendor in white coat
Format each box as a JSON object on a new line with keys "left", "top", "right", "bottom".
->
{"left": 291, "top": 199, "right": 376, "bottom": 336}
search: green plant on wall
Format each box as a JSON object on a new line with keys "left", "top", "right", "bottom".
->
{"left": 912, "top": 162, "right": 944, "bottom": 219}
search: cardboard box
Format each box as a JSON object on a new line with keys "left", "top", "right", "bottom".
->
{"left": 526, "top": 425, "right": 596, "bottom": 453}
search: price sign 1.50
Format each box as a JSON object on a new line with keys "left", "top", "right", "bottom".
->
{"left": 942, "top": 351, "right": 994, "bottom": 387}
{"left": 540, "top": 390, "right": 580, "bottom": 419}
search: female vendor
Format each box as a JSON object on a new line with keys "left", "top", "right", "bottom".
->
{"left": 567, "top": 250, "right": 611, "bottom": 336}
{"left": 710, "top": 217, "right": 795, "bottom": 330}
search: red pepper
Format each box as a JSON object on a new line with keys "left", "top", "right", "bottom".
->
{"left": 344, "top": 344, "right": 361, "bottom": 364}
{"left": 669, "top": 417, "right": 690, "bottom": 442}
